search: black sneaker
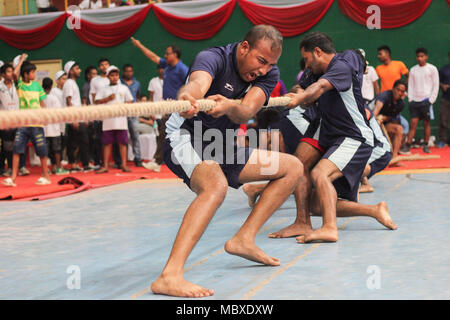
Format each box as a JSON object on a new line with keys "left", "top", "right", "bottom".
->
{"left": 134, "top": 160, "right": 143, "bottom": 167}
{"left": 423, "top": 145, "right": 431, "bottom": 154}
{"left": 399, "top": 144, "right": 411, "bottom": 155}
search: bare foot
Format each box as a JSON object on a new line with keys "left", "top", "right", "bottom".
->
{"left": 373, "top": 201, "right": 397, "bottom": 230}
{"left": 268, "top": 222, "right": 312, "bottom": 238}
{"left": 359, "top": 184, "right": 374, "bottom": 193}
{"left": 296, "top": 226, "right": 338, "bottom": 243}
{"left": 151, "top": 274, "right": 214, "bottom": 298}
{"left": 224, "top": 237, "right": 280, "bottom": 266}
{"left": 243, "top": 184, "right": 260, "bottom": 208}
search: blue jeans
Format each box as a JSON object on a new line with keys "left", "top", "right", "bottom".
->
{"left": 13, "top": 127, "right": 48, "bottom": 158}
{"left": 128, "top": 117, "right": 141, "bottom": 161}
{"left": 400, "top": 115, "right": 409, "bottom": 135}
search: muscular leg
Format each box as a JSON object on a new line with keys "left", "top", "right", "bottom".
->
{"left": 309, "top": 190, "right": 397, "bottom": 230}
{"left": 152, "top": 161, "right": 229, "bottom": 298}
{"left": 296, "top": 159, "right": 342, "bottom": 243}
{"left": 269, "top": 142, "right": 320, "bottom": 238}
{"left": 225, "top": 149, "right": 302, "bottom": 265}
{"left": 386, "top": 123, "right": 403, "bottom": 157}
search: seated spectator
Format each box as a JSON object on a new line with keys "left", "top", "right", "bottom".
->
{"left": 373, "top": 79, "right": 407, "bottom": 165}
{"left": 95, "top": 66, "right": 134, "bottom": 174}
{"left": 42, "top": 77, "right": 69, "bottom": 175}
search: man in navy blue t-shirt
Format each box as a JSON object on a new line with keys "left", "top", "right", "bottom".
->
{"left": 284, "top": 32, "right": 377, "bottom": 244}
{"left": 151, "top": 25, "right": 303, "bottom": 298}
{"left": 131, "top": 38, "right": 189, "bottom": 171}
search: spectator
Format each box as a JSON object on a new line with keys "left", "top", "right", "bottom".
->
{"left": 50, "top": 70, "right": 67, "bottom": 107}
{"left": 0, "top": 63, "right": 20, "bottom": 176}
{"left": 131, "top": 37, "right": 189, "bottom": 172}
{"left": 373, "top": 79, "right": 408, "bottom": 163}
{"left": 63, "top": 61, "right": 91, "bottom": 172}
{"left": 90, "top": 58, "right": 110, "bottom": 104}
{"left": 359, "top": 49, "right": 380, "bottom": 108}
{"left": 376, "top": 45, "right": 410, "bottom": 154}
{"left": 91, "top": 0, "right": 103, "bottom": 9}
{"left": 81, "top": 66, "right": 97, "bottom": 106}
{"left": 437, "top": 52, "right": 450, "bottom": 148}
{"left": 2, "top": 61, "right": 50, "bottom": 187}
{"left": 82, "top": 66, "right": 102, "bottom": 168}
{"left": 121, "top": 64, "right": 143, "bottom": 167}
{"left": 36, "top": 0, "right": 57, "bottom": 13}
{"left": 42, "top": 77, "right": 68, "bottom": 175}
{"left": 143, "top": 65, "right": 164, "bottom": 135}
{"left": 95, "top": 66, "right": 134, "bottom": 174}
{"left": 404, "top": 47, "right": 440, "bottom": 154}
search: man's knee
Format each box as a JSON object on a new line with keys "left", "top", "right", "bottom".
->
{"left": 192, "top": 161, "right": 228, "bottom": 201}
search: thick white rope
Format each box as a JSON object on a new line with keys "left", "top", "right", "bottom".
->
{"left": 0, "top": 97, "right": 291, "bottom": 130}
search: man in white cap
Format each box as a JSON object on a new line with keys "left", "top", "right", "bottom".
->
{"left": 63, "top": 61, "right": 91, "bottom": 172}
{"left": 50, "top": 70, "right": 67, "bottom": 107}
{"left": 94, "top": 65, "right": 133, "bottom": 174}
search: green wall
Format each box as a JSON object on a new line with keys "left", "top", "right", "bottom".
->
{"left": 1, "top": 0, "right": 449, "bottom": 138}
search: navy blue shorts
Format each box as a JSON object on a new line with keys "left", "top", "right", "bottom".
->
{"left": 163, "top": 131, "right": 253, "bottom": 190}
{"left": 271, "top": 107, "right": 323, "bottom": 155}
{"left": 13, "top": 127, "right": 48, "bottom": 158}
{"left": 367, "top": 150, "right": 392, "bottom": 179}
{"left": 322, "top": 137, "right": 373, "bottom": 202}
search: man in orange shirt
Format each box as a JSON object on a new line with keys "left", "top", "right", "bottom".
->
{"left": 376, "top": 45, "right": 409, "bottom": 92}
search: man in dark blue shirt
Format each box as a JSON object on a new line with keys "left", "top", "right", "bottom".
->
{"left": 284, "top": 32, "right": 375, "bottom": 244}
{"left": 373, "top": 79, "right": 407, "bottom": 159}
{"left": 438, "top": 52, "right": 450, "bottom": 147}
{"left": 151, "top": 25, "right": 303, "bottom": 299}
{"left": 131, "top": 38, "right": 189, "bottom": 171}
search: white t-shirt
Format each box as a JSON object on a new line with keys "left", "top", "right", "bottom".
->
{"left": 96, "top": 84, "right": 133, "bottom": 131}
{"left": 44, "top": 94, "right": 64, "bottom": 137}
{"left": 91, "top": 0, "right": 103, "bottom": 9}
{"left": 408, "top": 63, "right": 440, "bottom": 104}
{"left": 0, "top": 79, "right": 19, "bottom": 111}
{"left": 50, "top": 87, "right": 63, "bottom": 106}
{"left": 89, "top": 75, "right": 110, "bottom": 106}
{"left": 36, "top": 0, "right": 50, "bottom": 8}
{"left": 63, "top": 79, "right": 81, "bottom": 107}
{"left": 148, "top": 77, "right": 163, "bottom": 119}
{"left": 362, "top": 66, "right": 379, "bottom": 101}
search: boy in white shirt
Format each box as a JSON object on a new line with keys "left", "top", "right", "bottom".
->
{"left": 95, "top": 66, "right": 133, "bottom": 174}
{"left": 42, "top": 77, "right": 69, "bottom": 175}
{"left": 405, "top": 47, "right": 440, "bottom": 153}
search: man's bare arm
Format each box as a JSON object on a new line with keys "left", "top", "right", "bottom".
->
{"left": 286, "top": 78, "right": 334, "bottom": 108}
{"left": 131, "top": 37, "right": 161, "bottom": 65}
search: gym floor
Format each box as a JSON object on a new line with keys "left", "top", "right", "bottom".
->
{"left": 1, "top": 171, "right": 449, "bottom": 300}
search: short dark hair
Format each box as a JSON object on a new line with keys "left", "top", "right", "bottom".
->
{"left": 243, "top": 25, "right": 283, "bottom": 52}
{"left": 20, "top": 61, "right": 37, "bottom": 79}
{"left": 84, "top": 66, "right": 96, "bottom": 81}
{"left": 168, "top": 45, "right": 181, "bottom": 59}
{"left": 98, "top": 58, "right": 110, "bottom": 66}
{"left": 416, "top": 47, "right": 428, "bottom": 55}
{"left": 393, "top": 79, "right": 407, "bottom": 89}
{"left": 299, "top": 31, "right": 335, "bottom": 54}
{"left": 0, "top": 63, "right": 13, "bottom": 75}
{"left": 123, "top": 64, "right": 133, "bottom": 71}
{"left": 42, "top": 77, "right": 53, "bottom": 90}
{"left": 377, "top": 45, "right": 391, "bottom": 56}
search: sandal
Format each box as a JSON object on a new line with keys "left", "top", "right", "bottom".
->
{"left": 2, "top": 177, "right": 17, "bottom": 187}
{"left": 95, "top": 168, "right": 109, "bottom": 174}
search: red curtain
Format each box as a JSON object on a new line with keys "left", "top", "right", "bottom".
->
{"left": 338, "top": 0, "right": 433, "bottom": 29}
{"left": 71, "top": 5, "right": 151, "bottom": 47}
{"left": 237, "top": 0, "right": 334, "bottom": 37}
{"left": 152, "top": 0, "right": 236, "bottom": 40}
{"left": 0, "top": 13, "right": 67, "bottom": 50}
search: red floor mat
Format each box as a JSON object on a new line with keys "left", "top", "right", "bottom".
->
{"left": 0, "top": 162, "right": 177, "bottom": 201}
